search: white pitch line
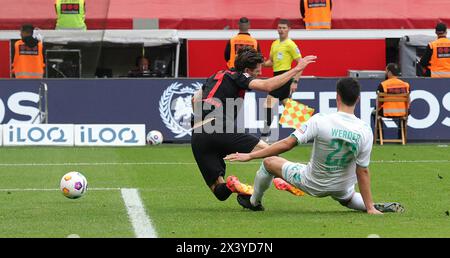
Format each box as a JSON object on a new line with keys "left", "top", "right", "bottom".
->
{"left": 0, "top": 160, "right": 448, "bottom": 167}
{"left": 371, "top": 160, "right": 450, "bottom": 163}
{"left": 0, "top": 187, "right": 120, "bottom": 192}
{"left": 0, "top": 187, "right": 156, "bottom": 238}
{"left": 120, "top": 188, "right": 157, "bottom": 238}
{"left": 0, "top": 162, "right": 202, "bottom": 166}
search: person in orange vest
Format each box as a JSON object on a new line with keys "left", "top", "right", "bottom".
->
{"left": 419, "top": 22, "right": 450, "bottom": 77}
{"left": 372, "top": 63, "right": 410, "bottom": 139}
{"left": 224, "top": 17, "right": 260, "bottom": 69}
{"left": 11, "top": 25, "right": 45, "bottom": 79}
{"left": 300, "top": 0, "right": 332, "bottom": 30}
{"left": 377, "top": 63, "right": 410, "bottom": 117}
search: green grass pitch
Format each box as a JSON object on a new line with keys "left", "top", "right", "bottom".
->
{"left": 0, "top": 144, "right": 449, "bottom": 238}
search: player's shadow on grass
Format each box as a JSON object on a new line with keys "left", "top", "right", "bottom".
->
{"left": 237, "top": 209, "right": 361, "bottom": 216}
{"left": 182, "top": 206, "right": 360, "bottom": 216}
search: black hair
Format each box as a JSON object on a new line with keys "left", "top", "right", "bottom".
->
{"left": 278, "top": 19, "right": 291, "bottom": 27}
{"left": 239, "top": 17, "right": 249, "bottom": 24}
{"left": 234, "top": 46, "right": 264, "bottom": 72}
{"left": 436, "top": 22, "right": 447, "bottom": 34}
{"left": 238, "top": 17, "right": 250, "bottom": 31}
{"left": 336, "top": 78, "right": 361, "bottom": 106}
{"left": 21, "top": 24, "right": 34, "bottom": 33}
{"left": 386, "top": 63, "right": 401, "bottom": 76}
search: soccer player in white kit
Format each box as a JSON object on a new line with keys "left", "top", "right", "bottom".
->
{"left": 225, "top": 78, "right": 404, "bottom": 214}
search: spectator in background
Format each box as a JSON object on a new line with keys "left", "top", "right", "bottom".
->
{"left": 419, "top": 22, "right": 450, "bottom": 77}
{"left": 224, "top": 17, "right": 260, "bottom": 69}
{"left": 55, "top": 0, "right": 87, "bottom": 30}
{"left": 11, "top": 24, "right": 45, "bottom": 79}
{"left": 372, "top": 63, "right": 410, "bottom": 140}
{"left": 300, "top": 0, "right": 332, "bottom": 30}
{"left": 128, "top": 56, "right": 151, "bottom": 77}
{"left": 261, "top": 19, "right": 302, "bottom": 142}
{"left": 376, "top": 63, "right": 410, "bottom": 116}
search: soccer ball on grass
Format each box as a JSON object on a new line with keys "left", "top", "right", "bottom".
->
{"left": 146, "top": 130, "right": 163, "bottom": 145}
{"left": 60, "top": 172, "right": 88, "bottom": 199}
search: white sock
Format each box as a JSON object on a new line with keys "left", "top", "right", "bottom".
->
{"left": 345, "top": 192, "right": 366, "bottom": 211}
{"left": 250, "top": 162, "right": 274, "bottom": 206}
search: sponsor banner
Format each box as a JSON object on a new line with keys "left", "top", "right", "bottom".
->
{"left": 74, "top": 124, "right": 146, "bottom": 146}
{"left": 3, "top": 124, "right": 74, "bottom": 146}
{"left": 0, "top": 124, "right": 2, "bottom": 146}
{"left": 0, "top": 78, "right": 448, "bottom": 142}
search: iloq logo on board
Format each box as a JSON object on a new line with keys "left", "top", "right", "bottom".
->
{"left": 75, "top": 124, "right": 145, "bottom": 146}
{"left": 3, "top": 124, "right": 74, "bottom": 146}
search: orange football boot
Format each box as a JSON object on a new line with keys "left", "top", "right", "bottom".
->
{"left": 273, "top": 178, "right": 305, "bottom": 196}
{"left": 226, "top": 175, "right": 254, "bottom": 195}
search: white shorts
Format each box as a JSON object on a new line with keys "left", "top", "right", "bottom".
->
{"left": 281, "top": 161, "right": 355, "bottom": 202}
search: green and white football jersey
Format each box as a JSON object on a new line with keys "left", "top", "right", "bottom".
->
{"left": 291, "top": 112, "right": 373, "bottom": 192}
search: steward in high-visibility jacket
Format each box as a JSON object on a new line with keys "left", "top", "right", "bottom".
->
{"left": 377, "top": 64, "right": 410, "bottom": 117}
{"left": 55, "top": 0, "right": 86, "bottom": 30}
{"left": 300, "top": 0, "right": 332, "bottom": 30}
{"left": 224, "top": 17, "right": 260, "bottom": 69}
{"left": 225, "top": 33, "right": 258, "bottom": 69}
{"left": 427, "top": 37, "right": 450, "bottom": 77}
{"left": 12, "top": 25, "right": 45, "bottom": 79}
{"left": 419, "top": 22, "right": 450, "bottom": 77}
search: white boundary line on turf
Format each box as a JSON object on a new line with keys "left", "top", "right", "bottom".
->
{"left": 0, "top": 187, "right": 120, "bottom": 191}
{"left": 120, "top": 188, "right": 157, "bottom": 238}
{"left": 0, "top": 187, "right": 157, "bottom": 239}
{"left": 372, "top": 160, "right": 450, "bottom": 163}
{"left": 0, "top": 160, "right": 449, "bottom": 166}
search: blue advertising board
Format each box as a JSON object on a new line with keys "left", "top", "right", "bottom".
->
{"left": 0, "top": 78, "right": 449, "bottom": 142}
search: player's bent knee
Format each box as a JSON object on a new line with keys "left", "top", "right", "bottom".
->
{"left": 262, "top": 157, "right": 273, "bottom": 170}
{"left": 263, "top": 157, "right": 287, "bottom": 178}
{"left": 255, "top": 140, "right": 269, "bottom": 150}
{"left": 251, "top": 140, "right": 269, "bottom": 152}
{"left": 262, "top": 156, "right": 279, "bottom": 172}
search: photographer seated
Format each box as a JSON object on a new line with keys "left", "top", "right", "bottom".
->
{"left": 128, "top": 56, "right": 152, "bottom": 77}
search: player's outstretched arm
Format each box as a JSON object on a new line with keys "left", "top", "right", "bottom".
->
{"left": 356, "top": 166, "right": 383, "bottom": 215}
{"left": 263, "top": 58, "right": 273, "bottom": 67}
{"left": 224, "top": 136, "right": 297, "bottom": 162}
{"left": 248, "top": 55, "right": 316, "bottom": 92}
{"left": 191, "top": 89, "right": 202, "bottom": 112}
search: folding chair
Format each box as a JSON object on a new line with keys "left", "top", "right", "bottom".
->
{"left": 32, "top": 82, "right": 48, "bottom": 124}
{"left": 373, "top": 92, "right": 410, "bottom": 145}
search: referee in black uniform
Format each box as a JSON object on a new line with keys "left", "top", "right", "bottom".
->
{"left": 191, "top": 46, "right": 316, "bottom": 202}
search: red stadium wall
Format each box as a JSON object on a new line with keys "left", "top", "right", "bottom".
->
{"left": 0, "top": 41, "right": 11, "bottom": 78}
{"left": 2, "top": 0, "right": 450, "bottom": 30}
{"left": 187, "top": 39, "right": 386, "bottom": 77}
